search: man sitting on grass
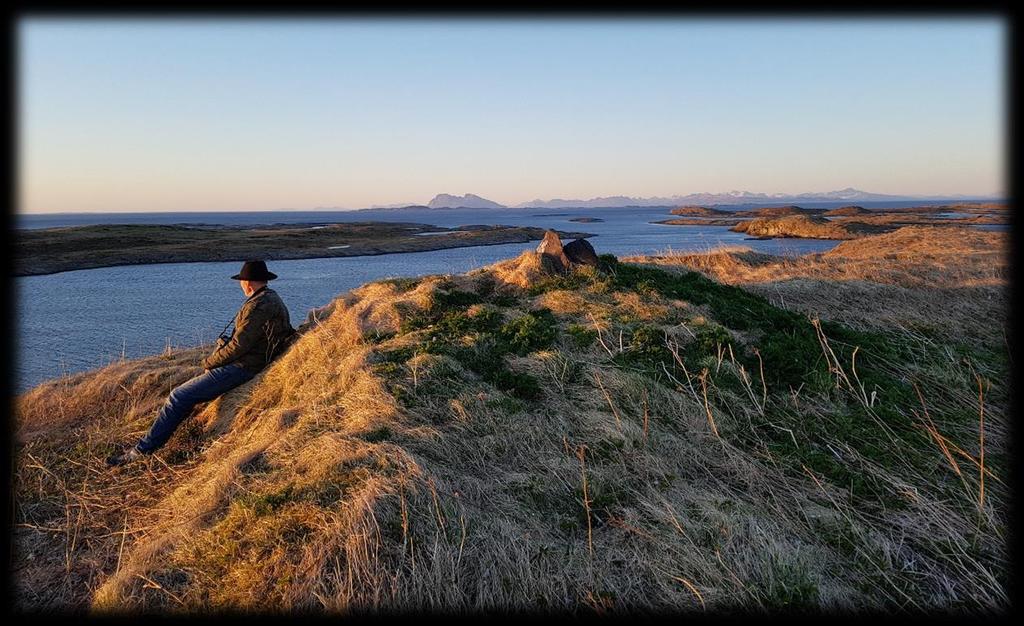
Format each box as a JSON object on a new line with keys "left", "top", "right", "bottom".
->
{"left": 107, "top": 260, "right": 295, "bottom": 467}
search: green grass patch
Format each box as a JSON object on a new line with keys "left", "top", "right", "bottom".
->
{"left": 405, "top": 304, "right": 559, "bottom": 401}
{"left": 524, "top": 265, "right": 613, "bottom": 297}
{"left": 433, "top": 288, "right": 483, "bottom": 309}
{"left": 500, "top": 308, "right": 558, "bottom": 356}
{"left": 237, "top": 484, "right": 297, "bottom": 516}
{"left": 396, "top": 286, "right": 486, "bottom": 333}
{"left": 611, "top": 324, "right": 675, "bottom": 378}
{"left": 602, "top": 261, "right": 994, "bottom": 511}
{"left": 363, "top": 329, "right": 397, "bottom": 344}
{"left": 753, "top": 558, "right": 821, "bottom": 611}
{"left": 358, "top": 426, "right": 393, "bottom": 443}
{"left": 485, "top": 395, "right": 527, "bottom": 414}
{"left": 378, "top": 276, "right": 421, "bottom": 292}
{"left": 447, "top": 335, "right": 543, "bottom": 401}
{"left": 566, "top": 324, "right": 597, "bottom": 348}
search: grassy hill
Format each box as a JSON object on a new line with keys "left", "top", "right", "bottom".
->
{"left": 13, "top": 226, "right": 1009, "bottom": 613}
{"left": 730, "top": 215, "right": 887, "bottom": 240}
{"left": 669, "top": 206, "right": 735, "bottom": 217}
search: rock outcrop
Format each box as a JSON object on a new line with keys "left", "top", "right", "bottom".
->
{"left": 536, "top": 230, "right": 571, "bottom": 271}
{"left": 731, "top": 215, "right": 865, "bottom": 240}
{"left": 563, "top": 238, "right": 599, "bottom": 267}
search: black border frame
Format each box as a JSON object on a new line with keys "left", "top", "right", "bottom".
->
{"left": 3, "top": 4, "right": 1017, "bottom": 621}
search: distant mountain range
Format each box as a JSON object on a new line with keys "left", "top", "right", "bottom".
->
{"left": 370, "top": 188, "right": 1000, "bottom": 210}
{"left": 510, "top": 188, "right": 999, "bottom": 208}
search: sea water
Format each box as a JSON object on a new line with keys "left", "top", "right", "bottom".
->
{"left": 14, "top": 207, "right": 851, "bottom": 392}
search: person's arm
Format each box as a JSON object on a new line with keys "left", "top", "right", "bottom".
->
{"left": 201, "top": 301, "right": 269, "bottom": 370}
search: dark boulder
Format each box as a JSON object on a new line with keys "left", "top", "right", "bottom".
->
{"left": 563, "top": 238, "right": 599, "bottom": 267}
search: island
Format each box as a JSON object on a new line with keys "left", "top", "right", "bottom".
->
{"left": 668, "top": 205, "right": 735, "bottom": 217}
{"left": 651, "top": 203, "right": 1008, "bottom": 239}
{"left": 14, "top": 222, "right": 594, "bottom": 277}
{"left": 730, "top": 215, "right": 885, "bottom": 239}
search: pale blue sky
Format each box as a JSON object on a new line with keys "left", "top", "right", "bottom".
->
{"left": 19, "top": 18, "right": 1005, "bottom": 213}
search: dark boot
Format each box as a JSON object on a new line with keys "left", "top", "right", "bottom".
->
{"left": 106, "top": 445, "right": 145, "bottom": 467}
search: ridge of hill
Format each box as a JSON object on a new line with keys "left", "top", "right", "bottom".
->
{"left": 730, "top": 215, "right": 879, "bottom": 240}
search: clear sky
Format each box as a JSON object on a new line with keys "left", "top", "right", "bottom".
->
{"left": 19, "top": 17, "right": 1005, "bottom": 213}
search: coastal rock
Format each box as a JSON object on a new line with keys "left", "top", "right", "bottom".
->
{"left": 536, "top": 230, "right": 571, "bottom": 272}
{"left": 563, "top": 238, "right": 599, "bottom": 266}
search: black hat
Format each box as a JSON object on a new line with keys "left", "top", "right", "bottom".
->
{"left": 231, "top": 260, "right": 278, "bottom": 281}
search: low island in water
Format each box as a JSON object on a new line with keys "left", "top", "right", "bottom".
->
{"left": 652, "top": 202, "right": 1009, "bottom": 240}
{"left": 14, "top": 221, "right": 594, "bottom": 277}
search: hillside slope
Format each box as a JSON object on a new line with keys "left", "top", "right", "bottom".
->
{"left": 730, "top": 215, "right": 884, "bottom": 240}
{"left": 13, "top": 229, "right": 1009, "bottom": 613}
{"left": 627, "top": 225, "right": 1008, "bottom": 343}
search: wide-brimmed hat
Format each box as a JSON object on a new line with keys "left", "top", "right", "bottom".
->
{"left": 231, "top": 260, "right": 278, "bottom": 281}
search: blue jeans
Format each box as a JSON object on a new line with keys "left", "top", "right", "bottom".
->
{"left": 136, "top": 363, "right": 255, "bottom": 453}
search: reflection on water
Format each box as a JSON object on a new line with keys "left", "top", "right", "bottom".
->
{"left": 16, "top": 210, "right": 841, "bottom": 392}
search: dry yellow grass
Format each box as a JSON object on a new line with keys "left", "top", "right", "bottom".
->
{"left": 626, "top": 225, "right": 1009, "bottom": 341}
{"left": 731, "top": 215, "right": 869, "bottom": 239}
{"left": 12, "top": 238, "right": 1009, "bottom": 613}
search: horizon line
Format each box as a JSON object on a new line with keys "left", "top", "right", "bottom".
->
{"left": 18, "top": 194, "right": 1006, "bottom": 216}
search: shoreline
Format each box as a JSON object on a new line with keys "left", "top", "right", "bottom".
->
{"left": 16, "top": 237, "right": 837, "bottom": 392}
{"left": 15, "top": 222, "right": 593, "bottom": 278}
{"left": 652, "top": 206, "right": 1008, "bottom": 240}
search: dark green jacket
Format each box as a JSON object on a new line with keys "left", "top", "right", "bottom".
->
{"left": 202, "top": 286, "right": 295, "bottom": 373}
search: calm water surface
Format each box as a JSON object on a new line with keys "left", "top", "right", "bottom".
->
{"left": 18, "top": 207, "right": 848, "bottom": 392}
{"left": 16, "top": 200, "right": 997, "bottom": 230}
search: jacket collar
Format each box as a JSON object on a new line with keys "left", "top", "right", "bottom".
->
{"left": 245, "top": 285, "right": 269, "bottom": 303}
